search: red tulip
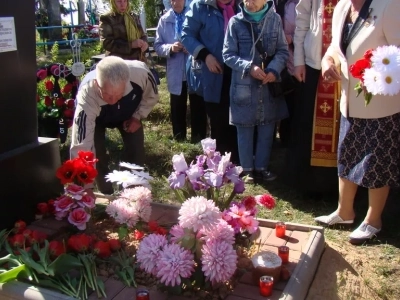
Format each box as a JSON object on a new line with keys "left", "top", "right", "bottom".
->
{"left": 37, "top": 202, "right": 49, "bottom": 215}
{"left": 14, "top": 220, "right": 26, "bottom": 234}
{"left": 28, "top": 230, "right": 47, "bottom": 245}
{"left": 67, "top": 234, "right": 91, "bottom": 253}
{"left": 93, "top": 241, "right": 111, "bottom": 258}
{"left": 10, "top": 234, "right": 25, "bottom": 248}
{"left": 49, "top": 241, "right": 66, "bottom": 258}
{"left": 148, "top": 221, "right": 159, "bottom": 232}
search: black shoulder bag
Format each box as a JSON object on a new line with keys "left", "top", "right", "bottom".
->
{"left": 244, "top": 22, "right": 296, "bottom": 97}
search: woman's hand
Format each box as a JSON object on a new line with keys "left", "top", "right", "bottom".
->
{"left": 171, "top": 42, "right": 184, "bottom": 53}
{"left": 250, "top": 65, "right": 267, "bottom": 81}
{"left": 262, "top": 72, "right": 276, "bottom": 85}
{"left": 131, "top": 39, "right": 148, "bottom": 52}
{"left": 205, "top": 54, "right": 223, "bottom": 74}
{"left": 321, "top": 56, "right": 341, "bottom": 83}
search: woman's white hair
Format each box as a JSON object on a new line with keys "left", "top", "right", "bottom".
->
{"left": 96, "top": 56, "right": 130, "bottom": 87}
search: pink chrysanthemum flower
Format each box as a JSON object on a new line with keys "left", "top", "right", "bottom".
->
{"left": 170, "top": 224, "right": 185, "bottom": 243}
{"left": 201, "top": 239, "right": 237, "bottom": 284}
{"left": 255, "top": 194, "right": 276, "bottom": 210}
{"left": 120, "top": 186, "right": 152, "bottom": 205}
{"left": 156, "top": 243, "right": 195, "bottom": 287}
{"left": 178, "top": 196, "right": 221, "bottom": 232}
{"left": 201, "top": 219, "right": 235, "bottom": 245}
{"left": 136, "top": 234, "right": 168, "bottom": 275}
{"left": 105, "top": 198, "right": 140, "bottom": 228}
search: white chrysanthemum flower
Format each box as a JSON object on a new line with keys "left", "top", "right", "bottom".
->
{"left": 119, "top": 162, "right": 144, "bottom": 170}
{"left": 178, "top": 196, "right": 221, "bottom": 232}
{"left": 105, "top": 170, "right": 137, "bottom": 184}
{"left": 363, "top": 68, "right": 383, "bottom": 95}
{"left": 371, "top": 45, "right": 400, "bottom": 72}
{"left": 373, "top": 69, "right": 400, "bottom": 96}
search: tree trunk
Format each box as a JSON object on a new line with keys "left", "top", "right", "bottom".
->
{"left": 77, "top": 0, "right": 85, "bottom": 25}
{"left": 41, "top": 0, "right": 62, "bottom": 41}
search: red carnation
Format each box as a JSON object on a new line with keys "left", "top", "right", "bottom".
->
{"left": 63, "top": 109, "right": 74, "bottom": 118}
{"left": 255, "top": 194, "right": 276, "bottom": 210}
{"left": 148, "top": 221, "right": 159, "bottom": 232}
{"left": 108, "top": 239, "right": 121, "bottom": 251}
{"left": 133, "top": 230, "right": 145, "bottom": 240}
{"left": 66, "top": 99, "right": 75, "bottom": 109}
{"left": 45, "top": 80, "right": 54, "bottom": 91}
{"left": 93, "top": 241, "right": 111, "bottom": 258}
{"left": 62, "top": 83, "right": 73, "bottom": 94}
{"left": 242, "top": 196, "right": 257, "bottom": 210}
{"left": 55, "top": 98, "right": 65, "bottom": 107}
{"left": 363, "top": 49, "right": 373, "bottom": 60}
{"left": 44, "top": 96, "right": 53, "bottom": 107}
{"left": 49, "top": 241, "right": 66, "bottom": 258}
{"left": 349, "top": 58, "right": 371, "bottom": 80}
{"left": 67, "top": 234, "right": 91, "bottom": 253}
{"left": 37, "top": 202, "right": 49, "bottom": 215}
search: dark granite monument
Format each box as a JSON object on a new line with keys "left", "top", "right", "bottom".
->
{"left": 0, "top": 0, "right": 62, "bottom": 229}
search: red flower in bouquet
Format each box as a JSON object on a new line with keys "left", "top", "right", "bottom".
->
{"left": 349, "top": 46, "right": 400, "bottom": 106}
{"left": 49, "top": 240, "right": 66, "bottom": 258}
{"left": 133, "top": 229, "right": 145, "bottom": 240}
{"left": 255, "top": 194, "right": 276, "bottom": 210}
{"left": 109, "top": 239, "right": 122, "bottom": 251}
{"left": 93, "top": 241, "right": 111, "bottom": 258}
{"left": 14, "top": 220, "right": 26, "bottom": 234}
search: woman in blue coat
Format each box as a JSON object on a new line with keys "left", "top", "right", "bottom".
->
{"left": 223, "top": 0, "right": 289, "bottom": 182}
{"left": 154, "top": 0, "right": 207, "bottom": 142}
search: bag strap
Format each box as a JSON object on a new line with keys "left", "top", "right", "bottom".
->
{"left": 243, "top": 21, "right": 266, "bottom": 60}
{"left": 147, "top": 48, "right": 156, "bottom": 68}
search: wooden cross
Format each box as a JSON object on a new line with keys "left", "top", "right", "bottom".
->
{"left": 325, "top": 2, "right": 335, "bottom": 14}
{"left": 320, "top": 101, "right": 332, "bottom": 114}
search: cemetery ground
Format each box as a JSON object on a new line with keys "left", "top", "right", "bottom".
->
{"left": 40, "top": 46, "right": 400, "bottom": 300}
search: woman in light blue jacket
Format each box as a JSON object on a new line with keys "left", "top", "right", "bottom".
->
{"left": 223, "top": 0, "right": 289, "bottom": 182}
{"left": 154, "top": 0, "right": 207, "bottom": 142}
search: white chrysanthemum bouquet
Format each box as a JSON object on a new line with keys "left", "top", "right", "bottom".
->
{"left": 349, "top": 45, "right": 400, "bottom": 106}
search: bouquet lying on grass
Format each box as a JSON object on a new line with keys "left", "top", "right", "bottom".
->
{"left": 350, "top": 45, "right": 400, "bottom": 106}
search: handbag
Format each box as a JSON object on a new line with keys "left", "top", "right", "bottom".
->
{"left": 186, "top": 55, "right": 203, "bottom": 97}
{"left": 244, "top": 22, "right": 296, "bottom": 97}
{"left": 147, "top": 49, "right": 160, "bottom": 85}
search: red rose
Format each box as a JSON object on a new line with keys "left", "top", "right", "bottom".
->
{"left": 93, "top": 241, "right": 111, "bottom": 258}
{"left": 49, "top": 241, "right": 66, "bottom": 258}
{"left": 14, "top": 220, "right": 26, "bottom": 234}
{"left": 44, "top": 96, "right": 53, "bottom": 107}
{"left": 37, "top": 202, "right": 49, "bottom": 215}
{"left": 55, "top": 98, "right": 65, "bottom": 107}
{"left": 37, "top": 69, "right": 48, "bottom": 80}
{"left": 363, "top": 49, "right": 373, "bottom": 60}
{"left": 45, "top": 80, "right": 54, "bottom": 91}
{"left": 62, "top": 83, "right": 73, "bottom": 94}
{"left": 63, "top": 109, "right": 74, "bottom": 118}
{"left": 67, "top": 234, "right": 91, "bottom": 253}
{"left": 66, "top": 99, "right": 75, "bottom": 109}
{"left": 108, "top": 239, "right": 122, "bottom": 251}
{"left": 349, "top": 58, "right": 371, "bottom": 80}
{"left": 133, "top": 230, "right": 145, "bottom": 240}
{"left": 67, "top": 208, "right": 90, "bottom": 230}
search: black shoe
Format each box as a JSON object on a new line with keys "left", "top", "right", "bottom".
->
{"left": 254, "top": 170, "right": 277, "bottom": 182}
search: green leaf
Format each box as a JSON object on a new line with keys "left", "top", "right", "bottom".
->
{"left": 18, "top": 249, "right": 48, "bottom": 275}
{"left": 48, "top": 254, "right": 83, "bottom": 276}
{"left": 0, "top": 264, "right": 28, "bottom": 283}
{"left": 365, "top": 92, "right": 373, "bottom": 106}
{"left": 117, "top": 226, "right": 129, "bottom": 240}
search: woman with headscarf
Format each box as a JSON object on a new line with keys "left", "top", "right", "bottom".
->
{"left": 99, "top": 0, "right": 148, "bottom": 61}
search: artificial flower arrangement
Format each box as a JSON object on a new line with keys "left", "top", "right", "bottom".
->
{"left": 134, "top": 138, "right": 276, "bottom": 294}
{"left": 73, "top": 24, "right": 100, "bottom": 39}
{"left": 36, "top": 63, "right": 79, "bottom": 143}
{"left": 168, "top": 138, "right": 245, "bottom": 211}
{"left": 349, "top": 45, "right": 400, "bottom": 106}
{"left": 52, "top": 151, "right": 98, "bottom": 230}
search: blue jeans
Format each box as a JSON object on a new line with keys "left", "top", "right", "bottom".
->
{"left": 236, "top": 124, "right": 275, "bottom": 171}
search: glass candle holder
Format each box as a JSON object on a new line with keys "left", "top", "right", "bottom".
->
{"left": 259, "top": 275, "right": 274, "bottom": 297}
{"left": 136, "top": 288, "right": 150, "bottom": 300}
{"left": 275, "top": 222, "right": 286, "bottom": 238}
{"left": 278, "top": 245, "right": 289, "bottom": 264}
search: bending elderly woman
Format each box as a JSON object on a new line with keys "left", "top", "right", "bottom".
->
{"left": 315, "top": 0, "right": 400, "bottom": 244}
{"left": 99, "top": 0, "right": 148, "bottom": 61}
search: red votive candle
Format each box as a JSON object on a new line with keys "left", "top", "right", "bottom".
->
{"left": 136, "top": 288, "right": 150, "bottom": 300}
{"left": 275, "top": 222, "right": 286, "bottom": 238}
{"left": 278, "top": 246, "right": 289, "bottom": 264}
{"left": 259, "top": 275, "right": 274, "bottom": 297}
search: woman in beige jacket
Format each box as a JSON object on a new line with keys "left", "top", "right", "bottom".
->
{"left": 315, "top": 0, "right": 400, "bottom": 244}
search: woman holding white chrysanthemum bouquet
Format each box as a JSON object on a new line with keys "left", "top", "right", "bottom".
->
{"left": 316, "top": 0, "right": 400, "bottom": 245}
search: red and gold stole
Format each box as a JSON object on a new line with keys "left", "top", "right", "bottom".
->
{"left": 310, "top": 0, "right": 341, "bottom": 167}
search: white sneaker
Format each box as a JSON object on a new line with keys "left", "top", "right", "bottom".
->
{"left": 348, "top": 223, "right": 380, "bottom": 244}
{"left": 314, "top": 212, "right": 354, "bottom": 226}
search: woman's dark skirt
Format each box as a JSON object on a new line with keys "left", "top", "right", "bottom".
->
{"left": 338, "top": 113, "right": 400, "bottom": 189}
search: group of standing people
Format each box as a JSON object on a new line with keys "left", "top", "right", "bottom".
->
{"left": 69, "top": 0, "right": 400, "bottom": 245}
